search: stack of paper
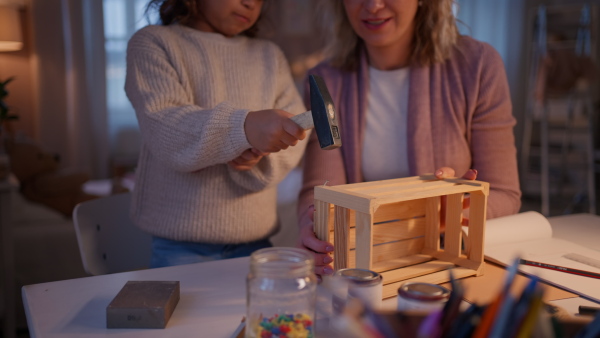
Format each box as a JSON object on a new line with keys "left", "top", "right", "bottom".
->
{"left": 465, "top": 211, "right": 600, "bottom": 303}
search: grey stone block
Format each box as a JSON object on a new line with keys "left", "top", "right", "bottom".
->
{"left": 106, "top": 280, "right": 180, "bottom": 329}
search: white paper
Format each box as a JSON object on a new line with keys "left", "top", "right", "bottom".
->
{"left": 466, "top": 211, "right": 600, "bottom": 303}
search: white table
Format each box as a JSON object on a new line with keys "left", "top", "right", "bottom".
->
{"left": 22, "top": 214, "right": 600, "bottom": 337}
{"left": 21, "top": 256, "right": 401, "bottom": 338}
{"left": 23, "top": 257, "right": 250, "bottom": 338}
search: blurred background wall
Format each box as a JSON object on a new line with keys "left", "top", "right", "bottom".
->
{"left": 0, "top": 1, "right": 598, "bottom": 335}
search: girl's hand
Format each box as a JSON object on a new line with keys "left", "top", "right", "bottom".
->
{"left": 434, "top": 167, "right": 478, "bottom": 227}
{"left": 228, "top": 148, "right": 267, "bottom": 171}
{"left": 298, "top": 205, "right": 334, "bottom": 279}
{"left": 245, "top": 109, "right": 307, "bottom": 153}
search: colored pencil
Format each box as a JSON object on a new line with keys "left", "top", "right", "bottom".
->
{"left": 579, "top": 305, "right": 600, "bottom": 316}
{"left": 519, "top": 259, "right": 600, "bottom": 279}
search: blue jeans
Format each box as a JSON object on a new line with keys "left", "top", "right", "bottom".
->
{"left": 149, "top": 236, "right": 272, "bottom": 268}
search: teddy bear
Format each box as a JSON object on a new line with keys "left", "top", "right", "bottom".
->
{"left": 4, "top": 138, "right": 99, "bottom": 217}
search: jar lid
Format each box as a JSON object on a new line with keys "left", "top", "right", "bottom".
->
{"left": 334, "top": 268, "right": 382, "bottom": 286}
{"left": 398, "top": 282, "right": 450, "bottom": 302}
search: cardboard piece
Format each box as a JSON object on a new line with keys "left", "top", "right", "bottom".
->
{"left": 106, "top": 281, "right": 180, "bottom": 329}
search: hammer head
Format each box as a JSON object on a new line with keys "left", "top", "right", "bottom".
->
{"left": 309, "top": 74, "right": 342, "bottom": 150}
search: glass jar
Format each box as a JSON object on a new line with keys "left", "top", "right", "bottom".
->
{"left": 332, "top": 268, "right": 382, "bottom": 313}
{"left": 397, "top": 282, "right": 450, "bottom": 312}
{"left": 246, "top": 247, "right": 317, "bottom": 338}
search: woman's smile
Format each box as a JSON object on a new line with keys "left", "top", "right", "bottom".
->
{"left": 363, "top": 17, "right": 391, "bottom": 30}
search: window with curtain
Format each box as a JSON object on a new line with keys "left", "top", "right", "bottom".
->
{"left": 103, "top": 0, "right": 156, "bottom": 169}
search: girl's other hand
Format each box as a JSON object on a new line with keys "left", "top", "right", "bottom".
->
{"left": 245, "top": 109, "right": 307, "bottom": 153}
{"left": 228, "top": 148, "right": 267, "bottom": 171}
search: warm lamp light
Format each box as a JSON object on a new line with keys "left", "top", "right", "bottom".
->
{"left": 0, "top": 5, "right": 23, "bottom": 52}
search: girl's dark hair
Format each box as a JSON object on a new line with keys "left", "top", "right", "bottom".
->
{"left": 145, "top": 0, "right": 266, "bottom": 37}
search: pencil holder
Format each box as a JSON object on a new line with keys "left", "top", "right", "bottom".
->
{"left": 313, "top": 175, "right": 489, "bottom": 299}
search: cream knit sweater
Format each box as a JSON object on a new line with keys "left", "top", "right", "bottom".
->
{"left": 125, "top": 24, "right": 307, "bottom": 244}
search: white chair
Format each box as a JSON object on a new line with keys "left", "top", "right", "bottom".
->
{"left": 73, "top": 192, "right": 152, "bottom": 275}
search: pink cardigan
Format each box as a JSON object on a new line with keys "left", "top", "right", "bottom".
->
{"left": 299, "top": 36, "right": 521, "bottom": 221}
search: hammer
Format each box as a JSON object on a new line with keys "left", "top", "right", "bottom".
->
{"left": 290, "top": 75, "right": 341, "bottom": 150}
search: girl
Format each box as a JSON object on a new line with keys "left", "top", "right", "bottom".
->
{"left": 126, "top": 0, "right": 308, "bottom": 267}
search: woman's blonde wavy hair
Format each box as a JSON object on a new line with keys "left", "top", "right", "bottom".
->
{"left": 317, "top": 0, "right": 459, "bottom": 70}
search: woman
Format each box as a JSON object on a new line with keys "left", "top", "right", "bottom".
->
{"left": 298, "top": 0, "right": 521, "bottom": 276}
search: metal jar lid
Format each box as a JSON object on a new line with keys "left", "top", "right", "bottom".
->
{"left": 397, "top": 282, "right": 450, "bottom": 302}
{"left": 334, "top": 268, "right": 382, "bottom": 287}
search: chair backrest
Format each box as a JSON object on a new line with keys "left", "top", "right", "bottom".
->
{"left": 73, "top": 192, "right": 153, "bottom": 275}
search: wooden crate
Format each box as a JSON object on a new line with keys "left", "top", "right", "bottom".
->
{"left": 314, "top": 175, "right": 489, "bottom": 299}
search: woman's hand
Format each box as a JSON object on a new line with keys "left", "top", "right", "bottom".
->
{"left": 228, "top": 148, "right": 267, "bottom": 171}
{"left": 434, "top": 167, "right": 478, "bottom": 181}
{"left": 434, "top": 167, "right": 478, "bottom": 226}
{"left": 298, "top": 205, "right": 334, "bottom": 279}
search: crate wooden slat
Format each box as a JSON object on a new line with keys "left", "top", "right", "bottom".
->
{"left": 314, "top": 175, "right": 489, "bottom": 299}
{"left": 382, "top": 267, "right": 479, "bottom": 299}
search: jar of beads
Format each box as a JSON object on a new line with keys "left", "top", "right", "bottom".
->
{"left": 246, "top": 247, "right": 317, "bottom": 338}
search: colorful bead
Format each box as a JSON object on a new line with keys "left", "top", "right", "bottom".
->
{"left": 253, "top": 313, "right": 314, "bottom": 338}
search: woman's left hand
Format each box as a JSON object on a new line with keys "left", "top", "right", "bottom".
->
{"left": 228, "top": 148, "right": 268, "bottom": 171}
{"left": 434, "top": 167, "right": 478, "bottom": 181}
{"left": 434, "top": 167, "right": 478, "bottom": 226}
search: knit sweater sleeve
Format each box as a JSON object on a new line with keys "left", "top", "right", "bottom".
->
{"left": 125, "top": 28, "right": 251, "bottom": 172}
{"left": 226, "top": 44, "right": 309, "bottom": 191}
{"left": 470, "top": 42, "right": 522, "bottom": 218}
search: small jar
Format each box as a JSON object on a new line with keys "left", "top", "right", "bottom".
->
{"left": 246, "top": 248, "right": 317, "bottom": 338}
{"left": 332, "top": 268, "right": 382, "bottom": 313}
{"left": 397, "top": 282, "right": 450, "bottom": 312}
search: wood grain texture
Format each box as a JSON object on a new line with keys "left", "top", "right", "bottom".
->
{"left": 444, "top": 193, "right": 464, "bottom": 258}
{"left": 380, "top": 260, "right": 455, "bottom": 285}
{"left": 355, "top": 211, "right": 373, "bottom": 269}
{"left": 314, "top": 176, "right": 489, "bottom": 294}
{"left": 467, "top": 191, "right": 488, "bottom": 268}
{"left": 333, "top": 206, "right": 350, "bottom": 270}
{"left": 314, "top": 200, "right": 330, "bottom": 243}
{"left": 335, "top": 217, "right": 426, "bottom": 249}
{"left": 425, "top": 197, "right": 441, "bottom": 251}
{"left": 347, "top": 237, "right": 424, "bottom": 267}
{"left": 373, "top": 199, "right": 426, "bottom": 223}
{"left": 382, "top": 268, "right": 477, "bottom": 299}
{"left": 371, "top": 254, "right": 433, "bottom": 273}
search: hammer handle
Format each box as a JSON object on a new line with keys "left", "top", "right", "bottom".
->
{"left": 290, "top": 110, "right": 314, "bottom": 130}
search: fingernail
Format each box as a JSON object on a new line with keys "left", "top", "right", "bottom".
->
{"left": 323, "top": 267, "right": 333, "bottom": 275}
{"left": 435, "top": 170, "right": 443, "bottom": 177}
{"left": 323, "top": 256, "right": 333, "bottom": 264}
{"left": 472, "top": 169, "right": 478, "bottom": 175}
{"left": 326, "top": 246, "right": 334, "bottom": 252}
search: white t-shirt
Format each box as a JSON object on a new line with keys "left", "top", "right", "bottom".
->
{"left": 361, "top": 66, "right": 410, "bottom": 182}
